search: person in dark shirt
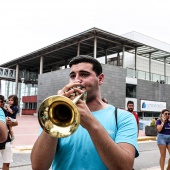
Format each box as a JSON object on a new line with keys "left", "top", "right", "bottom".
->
{"left": 5, "top": 95, "right": 19, "bottom": 143}
{"left": 156, "top": 109, "right": 170, "bottom": 170}
{"left": 127, "top": 101, "right": 139, "bottom": 135}
{"left": 0, "top": 95, "right": 18, "bottom": 170}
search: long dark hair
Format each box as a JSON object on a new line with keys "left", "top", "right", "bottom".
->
{"left": 161, "top": 109, "right": 169, "bottom": 114}
{"left": 8, "top": 95, "right": 18, "bottom": 106}
{"left": 159, "top": 109, "right": 170, "bottom": 122}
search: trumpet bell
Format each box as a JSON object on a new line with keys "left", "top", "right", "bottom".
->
{"left": 38, "top": 95, "right": 80, "bottom": 138}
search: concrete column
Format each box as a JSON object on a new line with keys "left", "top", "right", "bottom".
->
{"left": 135, "top": 47, "right": 137, "bottom": 78}
{"left": 164, "top": 57, "right": 166, "bottom": 83}
{"left": 122, "top": 45, "right": 125, "bottom": 67}
{"left": 15, "top": 64, "right": 19, "bottom": 95}
{"left": 65, "top": 59, "right": 67, "bottom": 68}
{"left": 0, "top": 80, "right": 1, "bottom": 94}
{"left": 77, "top": 42, "right": 80, "bottom": 56}
{"left": 105, "top": 50, "right": 107, "bottom": 64}
{"left": 40, "top": 56, "right": 44, "bottom": 74}
{"left": 135, "top": 47, "right": 137, "bottom": 70}
{"left": 27, "top": 84, "right": 31, "bottom": 96}
{"left": 94, "top": 36, "right": 97, "bottom": 58}
{"left": 117, "top": 53, "right": 120, "bottom": 66}
{"left": 149, "top": 53, "right": 151, "bottom": 81}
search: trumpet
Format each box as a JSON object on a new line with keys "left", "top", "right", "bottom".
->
{"left": 38, "top": 88, "right": 87, "bottom": 138}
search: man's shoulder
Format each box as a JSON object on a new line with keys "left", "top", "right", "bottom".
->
{"left": 0, "top": 108, "right": 6, "bottom": 123}
{"left": 116, "top": 108, "right": 135, "bottom": 120}
{"left": 118, "top": 108, "right": 132, "bottom": 114}
{"left": 108, "top": 105, "right": 133, "bottom": 119}
{"left": 132, "top": 111, "right": 139, "bottom": 117}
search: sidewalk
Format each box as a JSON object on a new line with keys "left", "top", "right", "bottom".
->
{"left": 0, "top": 115, "right": 39, "bottom": 170}
{"left": 11, "top": 115, "right": 156, "bottom": 152}
{"left": 138, "top": 130, "right": 157, "bottom": 142}
{"left": 0, "top": 114, "right": 158, "bottom": 170}
{"left": 12, "top": 114, "right": 39, "bottom": 151}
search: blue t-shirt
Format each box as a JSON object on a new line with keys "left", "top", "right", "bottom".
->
{"left": 6, "top": 105, "right": 18, "bottom": 119}
{"left": 0, "top": 108, "right": 6, "bottom": 123}
{"left": 156, "top": 119, "right": 170, "bottom": 135}
{"left": 51, "top": 105, "right": 139, "bottom": 170}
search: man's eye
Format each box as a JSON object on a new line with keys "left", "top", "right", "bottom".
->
{"left": 70, "top": 74, "right": 75, "bottom": 79}
{"left": 81, "top": 73, "right": 88, "bottom": 77}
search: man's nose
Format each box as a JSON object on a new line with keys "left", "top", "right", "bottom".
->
{"left": 74, "top": 76, "right": 82, "bottom": 83}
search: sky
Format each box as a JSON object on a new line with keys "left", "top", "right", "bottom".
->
{"left": 0, "top": 0, "right": 170, "bottom": 64}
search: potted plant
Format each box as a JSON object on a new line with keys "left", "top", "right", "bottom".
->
{"left": 145, "top": 118, "right": 158, "bottom": 136}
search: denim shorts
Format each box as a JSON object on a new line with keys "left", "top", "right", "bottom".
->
{"left": 157, "top": 133, "right": 170, "bottom": 145}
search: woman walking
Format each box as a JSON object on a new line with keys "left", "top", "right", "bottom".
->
{"left": 156, "top": 109, "right": 170, "bottom": 170}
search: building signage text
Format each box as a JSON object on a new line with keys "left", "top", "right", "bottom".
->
{"left": 140, "top": 100, "right": 166, "bottom": 112}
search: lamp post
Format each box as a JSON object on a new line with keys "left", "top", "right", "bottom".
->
{"left": 20, "top": 78, "right": 24, "bottom": 116}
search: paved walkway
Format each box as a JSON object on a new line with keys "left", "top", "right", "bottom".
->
{"left": 0, "top": 114, "right": 162, "bottom": 170}
{"left": 12, "top": 114, "right": 39, "bottom": 150}
{"left": 0, "top": 115, "right": 39, "bottom": 170}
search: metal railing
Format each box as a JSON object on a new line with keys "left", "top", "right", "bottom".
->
{"left": 0, "top": 67, "right": 16, "bottom": 79}
{"left": 127, "top": 68, "right": 170, "bottom": 84}
{"left": 0, "top": 67, "right": 38, "bottom": 83}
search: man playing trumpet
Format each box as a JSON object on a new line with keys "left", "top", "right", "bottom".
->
{"left": 31, "top": 55, "right": 138, "bottom": 170}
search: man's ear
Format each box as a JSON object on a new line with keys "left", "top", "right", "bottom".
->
{"left": 98, "top": 73, "right": 104, "bottom": 85}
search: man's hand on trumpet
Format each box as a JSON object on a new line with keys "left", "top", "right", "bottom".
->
{"left": 58, "top": 81, "right": 86, "bottom": 100}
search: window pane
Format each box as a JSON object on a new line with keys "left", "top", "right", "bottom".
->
{"left": 153, "top": 112, "right": 160, "bottom": 118}
{"left": 126, "top": 84, "right": 136, "bottom": 98}
{"left": 137, "top": 112, "right": 143, "bottom": 117}
{"left": 144, "top": 112, "right": 152, "bottom": 117}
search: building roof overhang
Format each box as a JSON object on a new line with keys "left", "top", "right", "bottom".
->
{"left": 1, "top": 27, "right": 170, "bottom": 72}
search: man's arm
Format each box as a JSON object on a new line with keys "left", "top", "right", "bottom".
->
{"left": 0, "top": 109, "right": 8, "bottom": 143}
{"left": 31, "top": 83, "right": 82, "bottom": 170}
{"left": 6, "top": 117, "right": 18, "bottom": 126}
{"left": 86, "top": 118, "right": 135, "bottom": 170}
{"left": 31, "top": 131, "right": 58, "bottom": 170}
{"left": 78, "top": 102, "right": 137, "bottom": 170}
{"left": 0, "top": 121, "right": 8, "bottom": 143}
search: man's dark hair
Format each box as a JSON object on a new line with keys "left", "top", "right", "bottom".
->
{"left": 127, "top": 100, "right": 134, "bottom": 106}
{"left": 0, "top": 95, "right": 4, "bottom": 101}
{"left": 69, "top": 55, "right": 102, "bottom": 76}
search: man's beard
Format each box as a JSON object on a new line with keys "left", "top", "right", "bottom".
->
{"left": 128, "top": 108, "right": 133, "bottom": 112}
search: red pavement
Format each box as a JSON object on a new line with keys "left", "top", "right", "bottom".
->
{"left": 11, "top": 114, "right": 146, "bottom": 148}
{"left": 12, "top": 114, "right": 39, "bottom": 147}
{"left": 139, "top": 129, "right": 145, "bottom": 136}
